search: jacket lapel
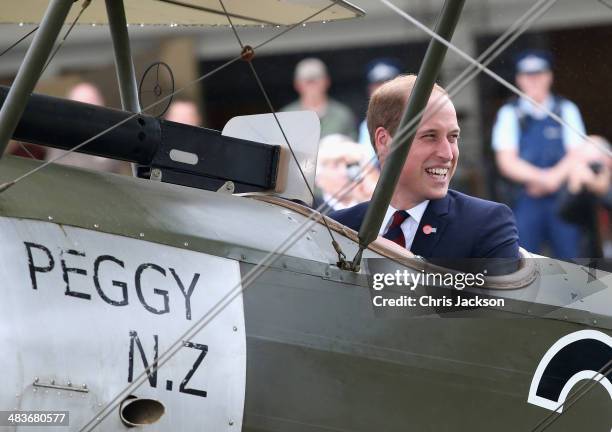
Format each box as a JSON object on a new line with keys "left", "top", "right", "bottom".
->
{"left": 410, "top": 194, "right": 452, "bottom": 257}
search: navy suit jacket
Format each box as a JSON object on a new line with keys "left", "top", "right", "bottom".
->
{"left": 329, "top": 190, "right": 519, "bottom": 260}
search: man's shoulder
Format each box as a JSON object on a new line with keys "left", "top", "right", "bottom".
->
{"left": 329, "top": 201, "right": 370, "bottom": 219}
{"left": 495, "top": 100, "right": 518, "bottom": 116}
{"left": 328, "top": 201, "right": 369, "bottom": 231}
{"left": 446, "top": 189, "right": 513, "bottom": 220}
{"left": 328, "top": 192, "right": 512, "bottom": 226}
{"left": 447, "top": 189, "right": 507, "bottom": 209}
{"left": 444, "top": 190, "right": 519, "bottom": 259}
{"left": 327, "top": 192, "right": 518, "bottom": 259}
{"left": 492, "top": 102, "right": 519, "bottom": 128}
{"left": 327, "top": 98, "right": 355, "bottom": 116}
{"left": 555, "top": 96, "right": 580, "bottom": 113}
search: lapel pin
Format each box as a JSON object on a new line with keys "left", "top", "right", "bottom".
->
{"left": 422, "top": 224, "right": 437, "bottom": 235}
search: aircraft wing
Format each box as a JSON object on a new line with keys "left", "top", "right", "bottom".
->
{"left": 0, "top": 0, "right": 365, "bottom": 26}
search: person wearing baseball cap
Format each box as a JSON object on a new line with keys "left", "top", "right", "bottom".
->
{"left": 282, "top": 57, "right": 357, "bottom": 140}
{"left": 358, "top": 58, "right": 401, "bottom": 160}
{"left": 491, "top": 49, "right": 587, "bottom": 259}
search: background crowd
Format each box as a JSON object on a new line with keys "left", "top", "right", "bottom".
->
{"left": 3, "top": 51, "right": 611, "bottom": 260}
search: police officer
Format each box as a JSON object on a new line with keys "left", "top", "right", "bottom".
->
{"left": 492, "top": 50, "right": 586, "bottom": 259}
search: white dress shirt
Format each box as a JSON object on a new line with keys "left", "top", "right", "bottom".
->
{"left": 379, "top": 201, "right": 430, "bottom": 250}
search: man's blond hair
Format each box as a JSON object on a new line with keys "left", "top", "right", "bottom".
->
{"left": 366, "top": 74, "right": 447, "bottom": 150}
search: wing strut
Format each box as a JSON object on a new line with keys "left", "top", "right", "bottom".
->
{"left": 105, "top": 0, "right": 143, "bottom": 177}
{"left": 348, "top": 0, "right": 465, "bottom": 271}
{"left": 0, "top": 0, "right": 73, "bottom": 158}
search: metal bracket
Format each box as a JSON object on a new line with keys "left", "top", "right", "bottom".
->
{"left": 217, "top": 181, "right": 235, "bottom": 194}
{"left": 346, "top": 247, "right": 364, "bottom": 272}
{"left": 150, "top": 168, "right": 163, "bottom": 182}
{"left": 33, "top": 377, "right": 89, "bottom": 393}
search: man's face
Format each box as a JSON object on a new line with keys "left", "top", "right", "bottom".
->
{"left": 295, "top": 76, "right": 329, "bottom": 99}
{"left": 68, "top": 84, "right": 104, "bottom": 106}
{"left": 376, "top": 93, "right": 460, "bottom": 204}
{"left": 316, "top": 157, "right": 359, "bottom": 196}
{"left": 166, "top": 101, "right": 201, "bottom": 126}
{"left": 515, "top": 71, "right": 553, "bottom": 101}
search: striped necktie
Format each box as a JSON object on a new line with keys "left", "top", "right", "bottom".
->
{"left": 383, "top": 210, "right": 409, "bottom": 248}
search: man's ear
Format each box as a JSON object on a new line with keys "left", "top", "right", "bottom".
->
{"left": 374, "top": 127, "right": 391, "bottom": 163}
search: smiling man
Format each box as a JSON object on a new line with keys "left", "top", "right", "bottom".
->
{"left": 329, "top": 75, "right": 520, "bottom": 260}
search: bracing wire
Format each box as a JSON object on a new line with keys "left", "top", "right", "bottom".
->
{"left": 75, "top": 5, "right": 348, "bottom": 431}
{"left": 2, "top": 2, "right": 597, "bottom": 430}
{"left": 597, "top": 0, "right": 612, "bottom": 11}
{"left": 0, "top": 26, "right": 38, "bottom": 58}
{"left": 1, "top": 13, "right": 559, "bottom": 432}
{"left": 16, "top": 143, "right": 37, "bottom": 160}
{"left": 76, "top": 1, "right": 562, "bottom": 430}
{"left": 379, "top": 0, "right": 612, "bottom": 159}
{"left": 0, "top": 25, "right": 39, "bottom": 160}
{"left": 0, "top": 1, "right": 341, "bottom": 195}
{"left": 530, "top": 359, "right": 612, "bottom": 432}
{"left": 41, "top": 0, "right": 91, "bottom": 75}
{"left": 0, "top": 55, "right": 245, "bottom": 194}
{"left": 217, "top": 0, "right": 349, "bottom": 266}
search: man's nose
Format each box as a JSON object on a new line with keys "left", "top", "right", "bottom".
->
{"left": 435, "top": 138, "right": 454, "bottom": 160}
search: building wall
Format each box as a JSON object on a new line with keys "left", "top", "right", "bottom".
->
{"left": 0, "top": 0, "right": 609, "bottom": 196}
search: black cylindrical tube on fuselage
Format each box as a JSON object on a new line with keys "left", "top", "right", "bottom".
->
{"left": 0, "top": 85, "right": 160, "bottom": 164}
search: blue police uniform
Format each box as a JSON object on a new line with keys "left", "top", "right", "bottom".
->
{"left": 492, "top": 50, "right": 587, "bottom": 259}
{"left": 509, "top": 96, "right": 581, "bottom": 258}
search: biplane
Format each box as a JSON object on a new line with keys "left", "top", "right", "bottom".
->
{"left": 0, "top": 1, "right": 610, "bottom": 431}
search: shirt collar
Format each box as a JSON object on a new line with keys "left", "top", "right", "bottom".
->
{"left": 379, "top": 200, "right": 430, "bottom": 235}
